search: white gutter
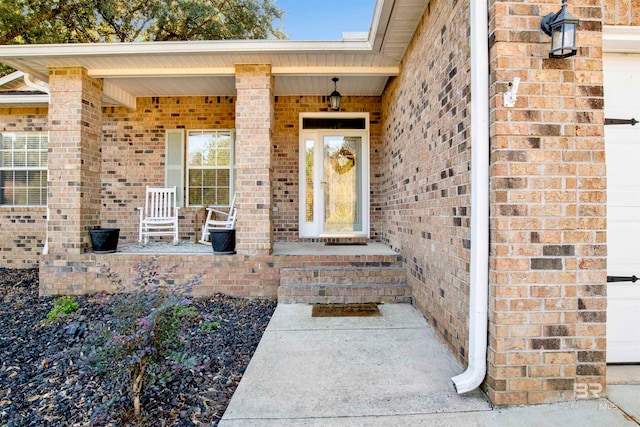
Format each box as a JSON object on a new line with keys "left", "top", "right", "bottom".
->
{"left": 0, "top": 95, "right": 49, "bottom": 104}
{"left": 23, "top": 73, "right": 49, "bottom": 93}
{"left": 451, "top": 0, "right": 490, "bottom": 394}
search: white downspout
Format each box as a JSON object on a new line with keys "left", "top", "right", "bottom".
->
{"left": 451, "top": 0, "right": 490, "bottom": 394}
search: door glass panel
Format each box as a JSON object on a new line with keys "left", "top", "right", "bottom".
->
{"left": 305, "top": 139, "right": 314, "bottom": 222}
{"left": 323, "top": 136, "right": 362, "bottom": 233}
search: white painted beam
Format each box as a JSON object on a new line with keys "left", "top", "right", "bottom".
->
{"left": 102, "top": 80, "right": 136, "bottom": 110}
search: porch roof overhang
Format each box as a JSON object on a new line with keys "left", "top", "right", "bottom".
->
{"left": 0, "top": 0, "right": 430, "bottom": 109}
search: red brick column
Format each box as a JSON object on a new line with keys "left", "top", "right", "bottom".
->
{"left": 486, "top": 1, "right": 606, "bottom": 404}
{"left": 47, "top": 67, "right": 103, "bottom": 254}
{"left": 234, "top": 65, "right": 274, "bottom": 255}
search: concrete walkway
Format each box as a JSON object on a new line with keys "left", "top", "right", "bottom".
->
{"left": 220, "top": 304, "right": 639, "bottom": 426}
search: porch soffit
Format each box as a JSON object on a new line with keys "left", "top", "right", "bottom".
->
{"left": 0, "top": 0, "right": 429, "bottom": 105}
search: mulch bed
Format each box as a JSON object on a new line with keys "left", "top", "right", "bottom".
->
{"left": 0, "top": 268, "right": 276, "bottom": 426}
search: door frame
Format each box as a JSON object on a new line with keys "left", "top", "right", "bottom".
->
{"left": 298, "top": 112, "right": 370, "bottom": 238}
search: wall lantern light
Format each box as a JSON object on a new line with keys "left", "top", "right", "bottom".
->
{"left": 541, "top": 0, "right": 579, "bottom": 58}
{"left": 329, "top": 77, "right": 341, "bottom": 111}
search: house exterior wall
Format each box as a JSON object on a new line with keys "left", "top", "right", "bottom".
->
{"left": 382, "top": 0, "right": 607, "bottom": 405}
{"left": 272, "top": 96, "right": 383, "bottom": 242}
{"left": 0, "top": 107, "right": 48, "bottom": 267}
{"left": 486, "top": 0, "right": 607, "bottom": 405}
{"left": 381, "top": 0, "right": 473, "bottom": 366}
{"left": 605, "top": 0, "right": 640, "bottom": 24}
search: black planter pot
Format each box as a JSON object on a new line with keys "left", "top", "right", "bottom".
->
{"left": 210, "top": 229, "right": 236, "bottom": 254}
{"left": 89, "top": 228, "right": 120, "bottom": 254}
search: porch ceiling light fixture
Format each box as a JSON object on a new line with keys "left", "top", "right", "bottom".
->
{"left": 541, "top": 0, "right": 579, "bottom": 58}
{"left": 329, "top": 77, "right": 341, "bottom": 111}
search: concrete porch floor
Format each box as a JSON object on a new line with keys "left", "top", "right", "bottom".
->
{"left": 220, "top": 304, "right": 639, "bottom": 426}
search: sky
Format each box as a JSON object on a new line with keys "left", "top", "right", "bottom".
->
{"left": 275, "top": 0, "right": 376, "bottom": 40}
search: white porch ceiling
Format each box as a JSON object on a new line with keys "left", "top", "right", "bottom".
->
{"left": 0, "top": 0, "right": 430, "bottom": 106}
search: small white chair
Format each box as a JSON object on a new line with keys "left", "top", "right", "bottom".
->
{"left": 138, "top": 186, "right": 180, "bottom": 245}
{"left": 199, "top": 193, "right": 237, "bottom": 244}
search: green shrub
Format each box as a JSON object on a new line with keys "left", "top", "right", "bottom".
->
{"left": 88, "top": 257, "right": 201, "bottom": 424}
{"left": 45, "top": 296, "right": 79, "bottom": 323}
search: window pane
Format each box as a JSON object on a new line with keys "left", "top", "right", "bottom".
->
{"left": 217, "top": 188, "right": 230, "bottom": 205}
{"left": 189, "top": 169, "right": 203, "bottom": 186}
{"left": 186, "top": 130, "right": 233, "bottom": 207}
{"left": 13, "top": 151, "right": 26, "bottom": 167}
{"left": 0, "top": 132, "right": 48, "bottom": 206}
{"left": 203, "top": 169, "right": 217, "bottom": 186}
{"left": 188, "top": 187, "right": 202, "bottom": 205}
{"left": 216, "top": 169, "right": 230, "bottom": 187}
{"left": 202, "top": 132, "right": 216, "bottom": 166}
{"left": 13, "top": 134, "right": 26, "bottom": 150}
{"left": 187, "top": 132, "right": 204, "bottom": 166}
{"left": 203, "top": 188, "right": 217, "bottom": 205}
{"left": 26, "top": 134, "right": 41, "bottom": 149}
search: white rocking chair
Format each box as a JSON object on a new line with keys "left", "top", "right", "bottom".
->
{"left": 199, "top": 193, "right": 237, "bottom": 244}
{"left": 138, "top": 186, "right": 180, "bottom": 245}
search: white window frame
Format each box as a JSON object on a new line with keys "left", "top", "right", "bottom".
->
{"left": 166, "top": 129, "right": 235, "bottom": 208}
{"left": 0, "top": 131, "right": 48, "bottom": 207}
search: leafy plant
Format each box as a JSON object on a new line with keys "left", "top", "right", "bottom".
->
{"left": 88, "top": 257, "right": 201, "bottom": 423}
{"left": 201, "top": 320, "right": 221, "bottom": 331}
{"left": 45, "top": 296, "right": 79, "bottom": 323}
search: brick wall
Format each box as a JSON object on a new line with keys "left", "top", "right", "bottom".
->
{"left": 381, "top": 0, "right": 472, "bottom": 364}
{"left": 605, "top": 0, "right": 640, "bottom": 25}
{"left": 486, "top": 0, "right": 606, "bottom": 404}
{"left": 235, "top": 65, "right": 274, "bottom": 255}
{"left": 48, "top": 67, "right": 103, "bottom": 255}
{"left": 272, "top": 96, "right": 383, "bottom": 241}
{"left": 101, "top": 96, "right": 235, "bottom": 244}
{"left": 0, "top": 107, "right": 48, "bottom": 267}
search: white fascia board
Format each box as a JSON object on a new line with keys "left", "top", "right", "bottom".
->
{"left": 0, "top": 95, "right": 49, "bottom": 104}
{"left": 272, "top": 66, "right": 399, "bottom": 76}
{"left": 0, "top": 39, "right": 374, "bottom": 59}
{"left": 90, "top": 65, "right": 399, "bottom": 79}
{"left": 89, "top": 67, "right": 237, "bottom": 78}
{"left": 603, "top": 26, "right": 640, "bottom": 53}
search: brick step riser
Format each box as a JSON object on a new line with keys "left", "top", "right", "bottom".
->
{"left": 278, "top": 266, "right": 411, "bottom": 304}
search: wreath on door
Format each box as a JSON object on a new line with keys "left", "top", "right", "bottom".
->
{"left": 329, "top": 147, "right": 356, "bottom": 175}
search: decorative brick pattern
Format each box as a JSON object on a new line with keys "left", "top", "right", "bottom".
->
{"left": 47, "top": 67, "right": 103, "bottom": 255}
{"left": 486, "top": 0, "right": 607, "bottom": 405}
{"left": 380, "top": 0, "right": 473, "bottom": 366}
{"left": 0, "top": 107, "right": 49, "bottom": 267}
{"left": 235, "top": 65, "right": 274, "bottom": 255}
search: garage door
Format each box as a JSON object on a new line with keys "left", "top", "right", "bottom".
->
{"left": 605, "top": 53, "right": 640, "bottom": 363}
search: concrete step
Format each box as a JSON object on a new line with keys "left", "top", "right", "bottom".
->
{"left": 278, "top": 266, "right": 412, "bottom": 304}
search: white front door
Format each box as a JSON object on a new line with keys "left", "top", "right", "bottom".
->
{"left": 299, "top": 113, "right": 370, "bottom": 238}
{"left": 605, "top": 52, "right": 640, "bottom": 363}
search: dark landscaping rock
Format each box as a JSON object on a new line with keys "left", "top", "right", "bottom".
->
{"left": 0, "top": 268, "right": 275, "bottom": 426}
